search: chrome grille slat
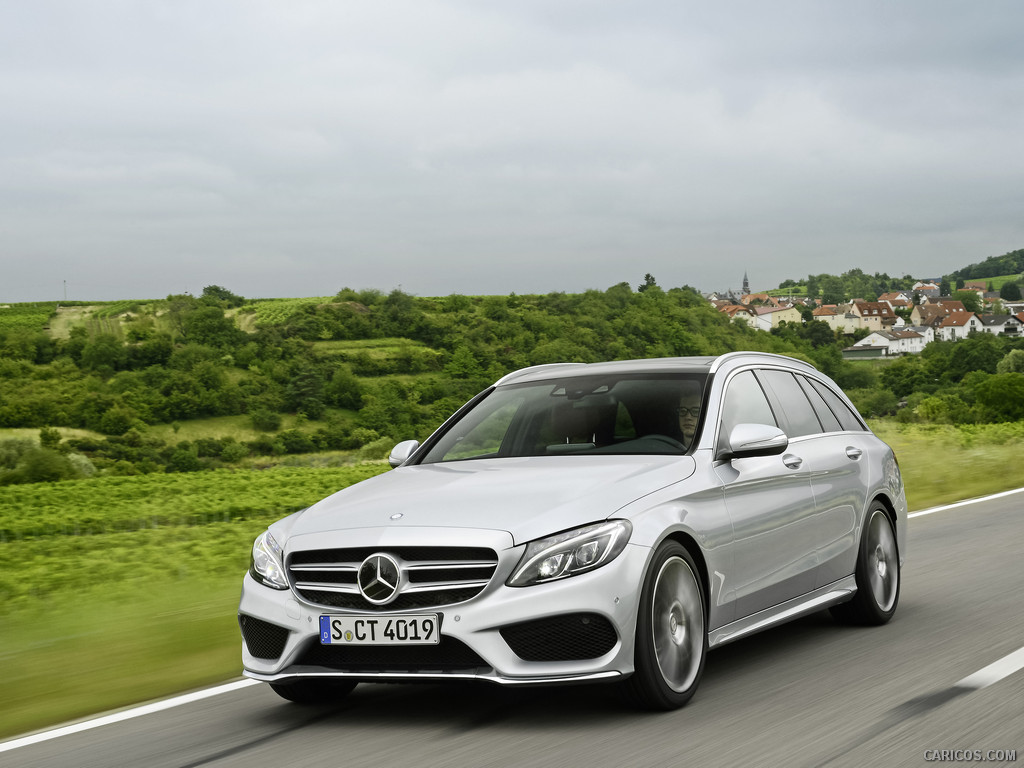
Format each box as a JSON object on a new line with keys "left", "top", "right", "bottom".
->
{"left": 294, "top": 582, "right": 361, "bottom": 593}
{"left": 402, "top": 580, "right": 491, "bottom": 593}
{"left": 287, "top": 546, "right": 499, "bottom": 611}
{"left": 405, "top": 561, "right": 495, "bottom": 570}
{"left": 290, "top": 564, "right": 359, "bottom": 572}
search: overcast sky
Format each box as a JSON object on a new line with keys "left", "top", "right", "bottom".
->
{"left": 2, "top": 1, "right": 1022, "bottom": 303}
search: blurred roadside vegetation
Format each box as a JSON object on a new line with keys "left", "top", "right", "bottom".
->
{"left": 5, "top": 277, "right": 1024, "bottom": 739}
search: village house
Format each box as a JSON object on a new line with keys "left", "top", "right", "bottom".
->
{"left": 977, "top": 314, "right": 1024, "bottom": 336}
{"left": 812, "top": 305, "right": 861, "bottom": 333}
{"left": 889, "top": 328, "right": 930, "bottom": 354}
{"left": 937, "top": 312, "right": 981, "bottom": 341}
{"left": 752, "top": 305, "right": 803, "bottom": 332}
{"left": 741, "top": 292, "right": 782, "bottom": 307}
{"left": 844, "top": 327, "right": 930, "bottom": 358}
{"left": 719, "top": 304, "right": 756, "bottom": 326}
{"left": 910, "top": 301, "right": 967, "bottom": 327}
{"left": 850, "top": 301, "right": 897, "bottom": 332}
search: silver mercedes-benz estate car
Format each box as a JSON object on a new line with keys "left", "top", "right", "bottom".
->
{"left": 239, "top": 352, "right": 906, "bottom": 710}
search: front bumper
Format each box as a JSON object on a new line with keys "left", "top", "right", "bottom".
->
{"left": 239, "top": 537, "right": 651, "bottom": 687}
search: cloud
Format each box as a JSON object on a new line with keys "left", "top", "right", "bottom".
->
{"left": 2, "top": 1, "right": 1023, "bottom": 301}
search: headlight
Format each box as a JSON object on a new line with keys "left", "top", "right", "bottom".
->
{"left": 250, "top": 530, "right": 288, "bottom": 590}
{"left": 507, "top": 520, "right": 632, "bottom": 587}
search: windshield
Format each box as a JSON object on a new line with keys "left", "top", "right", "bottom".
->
{"left": 420, "top": 373, "right": 708, "bottom": 463}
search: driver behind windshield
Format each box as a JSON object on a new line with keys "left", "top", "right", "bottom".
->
{"left": 677, "top": 382, "right": 702, "bottom": 447}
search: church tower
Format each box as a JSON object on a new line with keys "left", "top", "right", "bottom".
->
{"left": 742, "top": 271, "right": 750, "bottom": 295}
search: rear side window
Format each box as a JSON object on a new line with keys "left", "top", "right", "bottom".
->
{"left": 808, "top": 379, "right": 867, "bottom": 431}
{"left": 757, "top": 369, "right": 822, "bottom": 438}
{"left": 795, "top": 375, "right": 843, "bottom": 432}
{"left": 718, "top": 370, "right": 777, "bottom": 451}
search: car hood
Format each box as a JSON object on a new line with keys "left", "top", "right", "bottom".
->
{"left": 287, "top": 455, "right": 696, "bottom": 545}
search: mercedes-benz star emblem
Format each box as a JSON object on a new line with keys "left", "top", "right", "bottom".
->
{"left": 357, "top": 553, "right": 402, "bottom": 605}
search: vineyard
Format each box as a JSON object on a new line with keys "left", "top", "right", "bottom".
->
{"left": 0, "top": 463, "right": 390, "bottom": 610}
{"left": 0, "top": 301, "right": 58, "bottom": 332}
{"left": 237, "top": 296, "right": 333, "bottom": 326}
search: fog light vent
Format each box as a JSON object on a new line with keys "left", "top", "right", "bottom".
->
{"left": 500, "top": 613, "right": 618, "bottom": 661}
{"left": 239, "top": 614, "right": 289, "bottom": 660}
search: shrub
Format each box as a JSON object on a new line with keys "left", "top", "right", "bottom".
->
{"left": 250, "top": 408, "right": 282, "bottom": 432}
{"left": 20, "top": 448, "right": 76, "bottom": 483}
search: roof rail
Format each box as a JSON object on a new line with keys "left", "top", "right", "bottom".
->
{"left": 706, "top": 351, "right": 814, "bottom": 374}
{"left": 493, "top": 363, "right": 586, "bottom": 387}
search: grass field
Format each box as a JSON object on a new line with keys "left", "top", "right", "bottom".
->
{"left": 2, "top": 421, "right": 1023, "bottom": 740}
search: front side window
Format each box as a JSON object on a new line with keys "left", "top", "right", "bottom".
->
{"left": 420, "top": 373, "right": 708, "bottom": 463}
{"left": 717, "top": 370, "right": 777, "bottom": 453}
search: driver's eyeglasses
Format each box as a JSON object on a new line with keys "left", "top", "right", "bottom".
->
{"left": 676, "top": 407, "right": 700, "bottom": 418}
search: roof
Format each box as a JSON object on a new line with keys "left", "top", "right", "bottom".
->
{"left": 853, "top": 301, "right": 895, "bottom": 317}
{"left": 979, "top": 314, "right": 1023, "bottom": 326}
{"left": 922, "top": 299, "right": 967, "bottom": 311}
{"left": 720, "top": 304, "right": 754, "bottom": 317}
{"left": 494, "top": 352, "right": 815, "bottom": 386}
{"left": 939, "top": 313, "right": 977, "bottom": 328}
{"left": 755, "top": 305, "right": 799, "bottom": 315}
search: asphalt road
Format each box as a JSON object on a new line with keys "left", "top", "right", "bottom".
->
{"left": 5, "top": 493, "right": 1023, "bottom": 768}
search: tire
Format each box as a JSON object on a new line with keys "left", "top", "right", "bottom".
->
{"left": 269, "top": 678, "right": 357, "bottom": 705}
{"left": 624, "top": 541, "right": 707, "bottom": 710}
{"left": 830, "top": 504, "right": 900, "bottom": 625}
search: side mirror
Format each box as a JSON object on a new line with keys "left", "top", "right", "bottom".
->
{"left": 388, "top": 440, "right": 420, "bottom": 468}
{"left": 720, "top": 424, "right": 788, "bottom": 461}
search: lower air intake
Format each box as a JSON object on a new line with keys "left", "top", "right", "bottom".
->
{"left": 500, "top": 613, "right": 618, "bottom": 661}
{"left": 240, "top": 614, "right": 290, "bottom": 660}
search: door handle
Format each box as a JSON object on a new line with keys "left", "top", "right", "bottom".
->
{"left": 846, "top": 447, "right": 863, "bottom": 460}
{"left": 783, "top": 454, "right": 803, "bottom": 469}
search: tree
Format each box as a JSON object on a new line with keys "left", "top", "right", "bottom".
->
{"left": 444, "top": 347, "right": 483, "bottom": 379}
{"left": 952, "top": 290, "right": 982, "bottom": 314}
{"left": 820, "top": 276, "right": 845, "bottom": 305}
{"left": 973, "top": 373, "right": 1024, "bottom": 421}
{"left": 996, "top": 349, "right": 1024, "bottom": 374}
{"left": 200, "top": 285, "right": 245, "bottom": 307}
{"left": 250, "top": 408, "right": 282, "bottom": 432}
{"left": 39, "top": 427, "right": 62, "bottom": 450}
{"left": 284, "top": 363, "right": 326, "bottom": 419}
{"left": 183, "top": 306, "right": 244, "bottom": 347}
{"left": 80, "top": 334, "right": 127, "bottom": 373}
{"left": 1000, "top": 282, "right": 1021, "bottom": 301}
{"left": 637, "top": 274, "right": 658, "bottom": 293}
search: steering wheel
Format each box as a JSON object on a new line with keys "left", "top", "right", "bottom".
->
{"left": 646, "top": 434, "right": 687, "bottom": 451}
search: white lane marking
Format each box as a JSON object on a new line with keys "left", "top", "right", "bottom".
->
{"left": 909, "top": 486, "right": 1024, "bottom": 518}
{"left": 955, "top": 646, "right": 1024, "bottom": 690}
{"left": 0, "top": 679, "right": 261, "bottom": 753}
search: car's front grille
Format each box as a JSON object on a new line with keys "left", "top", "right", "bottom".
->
{"left": 294, "top": 637, "right": 490, "bottom": 673}
{"left": 500, "top": 613, "right": 619, "bottom": 662}
{"left": 239, "top": 614, "right": 290, "bottom": 660}
{"left": 287, "top": 546, "right": 499, "bottom": 611}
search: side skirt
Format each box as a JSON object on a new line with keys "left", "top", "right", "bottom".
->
{"left": 708, "top": 576, "right": 857, "bottom": 649}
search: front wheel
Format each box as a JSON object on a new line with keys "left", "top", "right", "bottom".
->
{"left": 831, "top": 504, "right": 900, "bottom": 625}
{"left": 269, "top": 678, "right": 357, "bottom": 705}
{"left": 624, "top": 541, "right": 707, "bottom": 710}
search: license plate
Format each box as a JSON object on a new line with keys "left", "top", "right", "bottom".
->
{"left": 319, "top": 614, "right": 440, "bottom": 645}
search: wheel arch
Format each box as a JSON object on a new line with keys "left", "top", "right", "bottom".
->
{"left": 658, "top": 531, "right": 711, "bottom": 620}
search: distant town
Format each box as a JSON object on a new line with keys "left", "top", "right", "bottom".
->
{"left": 706, "top": 276, "right": 1024, "bottom": 359}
